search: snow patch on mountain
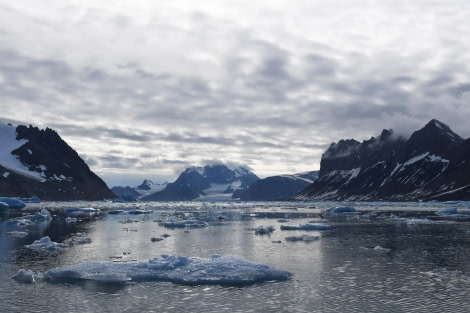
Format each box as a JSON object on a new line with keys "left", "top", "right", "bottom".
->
{"left": 0, "top": 123, "right": 44, "bottom": 181}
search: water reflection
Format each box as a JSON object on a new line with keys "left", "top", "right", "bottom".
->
{"left": 2, "top": 201, "right": 470, "bottom": 312}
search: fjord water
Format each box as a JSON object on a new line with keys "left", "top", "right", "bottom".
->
{"left": 2, "top": 201, "right": 470, "bottom": 312}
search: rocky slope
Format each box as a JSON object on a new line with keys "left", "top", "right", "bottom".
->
{"left": 0, "top": 122, "right": 116, "bottom": 201}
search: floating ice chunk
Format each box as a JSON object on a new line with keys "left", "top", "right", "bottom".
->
{"left": 324, "top": 206, "right": 357, "bottom": 215}
{"left": 29, "top": 209, "right": 51, "bottom": 222}
{"left": 161, "top": 217, "right": 209, "bottom": 228}
{"left": 64, "top": 236, "right": 91, "bottom": 246}
{"left": 13, "top": 269, "right": 35, "bottom": 283}
{"left": 434, "top": 207, "right": 470, "bottom": 220}
{"left": 436, "top": 207, "right": 458, "bottom": 215}
{"left": 64, "top": 207, "right": 101, "bottom": 218}
{"left": 13, "top": 269, "right": 44, "bottom": 283}
{"left": 13, "top": 209, "right": 51, "bottom": 225}
{"left": 128, "top": 209, "right": 152, "bottom": 215}
{"left": 280, "top": 223, "right": 331, "bottom": 231}
{"left": 6, "top": 231, "right": 28, "bottom": 237}
{"left": 373, "top": 245, "right": 391, "bottom": 253}
{"left": 254, "top": 226, "right": 275, "bottom": 235}
{"left": 0, "top": 197, "right": 26, "bottom": 209}
{"left": 107, "top": 209, "right": 126, "bottom": 215}
{"left": 65, "top": 217, "right": 77, "bottom": 223}
{"left": 25, "top": 236, "right": 68, "bottom": 251}
{"left": 43, "top": 254, "right": 293, "bottom": 286}
{"left": 285, "top": 235, "right": 320, "bottom": 242}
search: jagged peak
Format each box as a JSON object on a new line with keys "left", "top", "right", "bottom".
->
{"left": 322, "top": 139, "right": 361, "bottom": 159}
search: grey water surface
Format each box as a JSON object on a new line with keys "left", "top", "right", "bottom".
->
{"left": 1, "top": 201, "right": 470, "bottom": 313}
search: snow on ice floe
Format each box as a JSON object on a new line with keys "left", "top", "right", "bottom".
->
{"left": 17, "top": 254, "right": 293, "bottom": 286}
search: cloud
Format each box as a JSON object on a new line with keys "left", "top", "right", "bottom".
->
{"left": 1, "top": 1, "right": 470, "bottom": 186}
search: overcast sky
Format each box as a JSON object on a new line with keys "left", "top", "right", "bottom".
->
{"left": 1, "top": 0, "right": 469, "bottom": 187}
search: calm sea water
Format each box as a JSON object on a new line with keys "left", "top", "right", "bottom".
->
{"left": 2, "top": 201, "right": 470, "bottom": 313}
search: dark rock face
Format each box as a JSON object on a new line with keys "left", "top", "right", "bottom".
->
{"left": 296, "top": 119, "right": 470, "bottom": 201}
{"left": 240, "top": 172, "right": 318, "bottom": 201}
{"left": 0, "top": 124, "right": 116, "bottom": 201}
{"left": 141, "top": 164, "right": 259, "bottom": 201}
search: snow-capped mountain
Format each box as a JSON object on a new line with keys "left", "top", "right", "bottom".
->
{"left": 141, "top": 164, "right": 259, "bottom": 201}
{"left": 111, "top": 180, "right": 168, "bottom": 200}
{"left": 0, "top": 122, "right": 115, "bottom": 200}
{"left": 239, "top": 171, "right": 319, "bottom": 201}
{"left": 295, "top": 119, "right": 470, "bottom": 201}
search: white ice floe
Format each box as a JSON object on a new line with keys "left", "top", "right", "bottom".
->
{"left": 161, "top": 217, "right": 209, "bottom": 228}
{"left": 63, "top": 207, "right": 101, "bottom": 218}
{"left": 285, "top": 235, "right": 320, "bottom": 242}
{"left": 65, "top": 217, "right": 77, "bottom": 223}
{"left": 6, "top": 231, "right": 29, "bottom": 237}
{"left": 323, "top": 206, "right": 357, "bottom": 215}
{"left": 12, "top": 269, "right": 39, "bottom": 283}
{"left": 21, "top": 254, "right": 294, "bottom": 286}
{"left": 25, "top": 236, "right": 68, "bottom": 251}
{"left": 280, "top": 223, "right": 331, "bottom": 231}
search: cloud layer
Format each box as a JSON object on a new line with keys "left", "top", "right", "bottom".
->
{"left": 1, "top": 1, "right": 469, "bottom": 186}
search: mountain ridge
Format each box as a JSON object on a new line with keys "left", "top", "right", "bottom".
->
{"left": 0, "top": 122, "right": 116, "bottom": 201}
{"left": 295, "top": 119, "right": 470, "bottom": 201}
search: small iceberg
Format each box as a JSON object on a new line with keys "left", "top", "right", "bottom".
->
{"left": 161, "top": 217, "right": 209, "bottom": 228}
{"left": 22, "top": 254, "right": 293, "bottom": 286}
{"left": 323, "top": 206, "right": 357, "bottom": 215}
{"left": 0, "top": 197, "right": 26, "bottom": 209}
{"left": 63, "top": 207, "right": 101, "bottom": 218}
{"left": 13, "top": 269, "right": 43, "bottom": 284}
{"left": 25, "top": 236, "right": 68, "bottom": 251}
{"left": 280, "top": 223, "right": 331, "bottom": 231}
{"left": 285, "top": 235, "right": 320, "bottom": 242}
{"left": 433, "top": 207, "right": 470, "bottom": 220}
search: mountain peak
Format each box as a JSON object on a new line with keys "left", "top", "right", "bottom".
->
{"left": 406, "top": 119, "right": 463, "bottom": 156}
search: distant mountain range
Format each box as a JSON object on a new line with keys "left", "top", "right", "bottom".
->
{"left": 0, "top": 122, "right": 115, "bottom": 201}
{"left": 295, "top": 119, "right": 470, "bottom": 201}
{"left": 112, "top": 167, "right": 319, "bottom": 201}
{"left": 239, "top": 171, "right": 318, "bottom": 201}
{"left": 140, "top": 164, "right": 258, "bottom": 201}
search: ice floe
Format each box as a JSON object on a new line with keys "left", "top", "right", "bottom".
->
{"left": 0, "top": 197, "right": 26, "bottom": 209}
{"left": 63, "top": 207, "right": 101, "bottom": 218}
{"left": 17, "top": 254, "right": 292, "bottom": 286}
{"left": 160, "top": 217, "right": 209, "bottom": 228}
{"left": 285, "top": 235, "right": 320, "bottom": 242}
{"left": 280, "top": 223, "right": 331, "bottom": 231}
{"left": 323, "top": 206, "right": 357, "bottom": 215}
{"left": 25, "top": 236, "right": 69, "bottom": 251}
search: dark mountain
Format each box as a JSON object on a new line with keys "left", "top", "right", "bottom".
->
{"left": 111, "top": 186, "right": 141, "bottom": 201}
{"left": 296, "top": 119, "right": 470, "bottom": 201}
{"left": 141, "top": 164, "right": 259, "bottom": 201}
{"left": 239, "top": 171, "right": 319, "bottom": 201}
{"left": 0, "top": 122, "right": 116, "bottom": 201}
